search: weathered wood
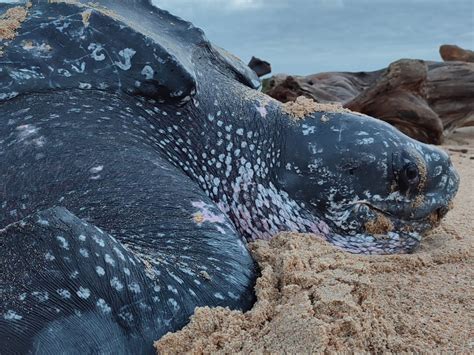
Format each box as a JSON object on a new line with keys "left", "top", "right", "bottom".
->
{"left": 263, "top": 59, "right": 474, "bottom": 144}
{"left": 425, "top": 61, "right": 474, "bottom": 132}
{"left": 439, "top": 44, "right": 474, "bottom": 63}
{"left": 345, "top": 60, "right": 443, "bottom": 144}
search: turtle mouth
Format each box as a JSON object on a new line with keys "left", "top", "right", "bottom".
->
{"left": 354, "top": 199, "right": 448, "bottom": 225}
{"left": 313, "top": 197, "right": 452, "bottom": 254}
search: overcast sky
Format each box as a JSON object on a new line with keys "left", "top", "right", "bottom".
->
{"left": 153, "top": 0, "right": 474, "bottom": 75}
{"left": 1, "top": 0, "right": 473, "bottom": 74}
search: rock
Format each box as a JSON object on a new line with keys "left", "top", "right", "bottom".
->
{"left": 248, "top": 56, "right": 271, "bottom": 77}
{"left": 439, "top": 44, "right": 474, "bottom": 63}
{"left": 263, "top": 60, "right": 474, "bottom": 144}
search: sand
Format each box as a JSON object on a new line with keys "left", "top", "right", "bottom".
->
{"left": 0, "top": 4, "right": 30, "bottom": 41}
{"left": 155, "top": 127, "right": 474, "bottom": 353}
{"left": 281, "top": 96, "right": 353, "bottom": 119}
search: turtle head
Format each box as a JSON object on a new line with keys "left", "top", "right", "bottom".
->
{"left": 276, "top": 110, "right": 459, "bottom": 254}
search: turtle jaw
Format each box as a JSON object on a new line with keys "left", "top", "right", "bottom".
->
{"left": 318, "top": 195, "right": 455, "bottom": 255}
{"left": 326, "top": 230, "right": 423, "bottom": 255}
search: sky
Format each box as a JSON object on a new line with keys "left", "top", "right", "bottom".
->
{"left": 1, "top": 0, "right": 473, "bottom": 75}
{"left": 152, "top": 0, "right": 474, "bottom": 74}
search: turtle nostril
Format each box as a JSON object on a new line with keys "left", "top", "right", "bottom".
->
{"left": 436, "top": 206, "right": 449, "bottom": 220}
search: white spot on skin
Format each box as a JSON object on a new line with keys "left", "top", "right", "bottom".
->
{"left": 57, "top": 289, "right": 71, "bottom": 299}
{"left": 79, "top": 248, "right": 89, "bottom": 257}
{"left": 168, "top": 298, "right": 179, "bottom": 311}
{"left": 167, "top": 285, "right": 178, "bottom": 294}
{"left": 113, "top": 247, "right": 125, "bottom": 261}
{"left": 58, "top": 68, "right": 72, "bottom": 77}
{"left": 104, "top": 254, "right": 115, "bottom": 267}
{"left": 76, "top": 287, "right": 91, "bottom": 299}
{"left": 0, "top": 92, "right": 19, "bottom": 100}
{"left": 92, "top": 235, "right": 105, "bottom": 247}
{"left": 256, "top": 105, "right": 267, "bottom": 118}
{"left": 141, "top": 65, "right": 154, "bottom": 80}
{"left": 9, "top": 69, "right": 44, "bottom": 81}
{"left": 96, "top": 299, "right": 111, "bottom": 314}
{"left": 16, "top": 124, "right": 38, "bottom": 137}
{"left": 96, "top": 266, "right": 105, "bottom": 276}
{"left": 32, "top": 291, "right": 49, "bottom": 302}
{"left": 89, "top": 165, "right": 103, "bottom": 174}
{"left": 228, "top": 291, "right": 239, "bottom": 300}
{"left": 301, "top": 124, "right": 315, "bottom": 135}
{"left": 214, "top": 292, "right": 225, "bottom": 300}
{"left": 433, "top": 165, "right": 442, "bottom": 177}
{"left": 37, "top": 217, "right": 49, "bottom": 226}
{"left": 357, "top": 137, "right": 375, "bottom": 145}
{"left": 128, "top": 283, "right": 141, "bottom": 294}
{"left": 4, "top": 310, "right": 22, "bottom": 321}
{"left": 79, "top": 82, "right": 92, "bottom": 89}
{"left": 44, "top": 252, "right": 55, "bottom": 261}
{"left": 88, "top": 43, "right": 106, "bottom": 61}
{"left": 114, "top": 48, "right": 136, "bottom": 70}
{"left": 56, "top": 236, "right": 69, "bottom": 250}
{"left": 110, "top": 277, "right": 124, "bottom": 291}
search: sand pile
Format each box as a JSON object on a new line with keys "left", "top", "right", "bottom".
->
{"left": 282, "top": 96, "right": 353, "bottom": 119}
{"left": 155, "top": 127, "right": 473, "bottom": 353}
{"left": 0, "top": 4, "right": 29, "bottom": 41}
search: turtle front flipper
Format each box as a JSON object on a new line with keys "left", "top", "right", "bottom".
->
{"left": 0, "top": 205, "right": 256, "bottom": 354}
{"left": 1, "top": 207, "right": 160, "bottom": 354}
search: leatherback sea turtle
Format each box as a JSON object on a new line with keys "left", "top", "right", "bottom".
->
{"left": 0, "top": 0, "right": 459, "bottom": 353}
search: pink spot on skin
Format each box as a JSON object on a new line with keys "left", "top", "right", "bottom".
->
{"left": 256, "top": 105, "right": 267, "bottom": 118}
{"left": 192, "top": 201, "right": 226, "bottom": 225}
{"left": 306, "top": 220, "right": 330, "bottom": 236}
{"left": 191, "top": 201, "right": 207, "bottom": 209}
{"left": 201, "top": 210, "right": 225, "bottom": 224}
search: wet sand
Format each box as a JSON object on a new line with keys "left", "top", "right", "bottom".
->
{"left": 155, "top": 128, "right": 473, "bottom": 353}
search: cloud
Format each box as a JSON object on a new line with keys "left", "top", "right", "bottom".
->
{"left": 153, "top": 0, "right": 264, "bottom": 11}
{"left": 228, "top": 0, "right": 263, "bottom": 9}
{"left": 317, "top": 0, "right": 345, "bottom": 9}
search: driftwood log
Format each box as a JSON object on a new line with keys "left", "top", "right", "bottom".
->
{"left": 263, "top": 57, "right": 474, "bottom": 144}
{"left": 439, "top": 44, "right": 474, "bottom": 63}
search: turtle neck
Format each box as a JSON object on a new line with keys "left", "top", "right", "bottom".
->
{"left": 142, "top": 73, "right": 331, "bottom": 241}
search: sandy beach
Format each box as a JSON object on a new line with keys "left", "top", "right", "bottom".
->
{"left": 155, "top": 128, "right": 473, "bottom": 353}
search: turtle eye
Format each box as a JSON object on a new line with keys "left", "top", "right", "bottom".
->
{"left": 399, "top": 162, "right": 420, "bottom": 191}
